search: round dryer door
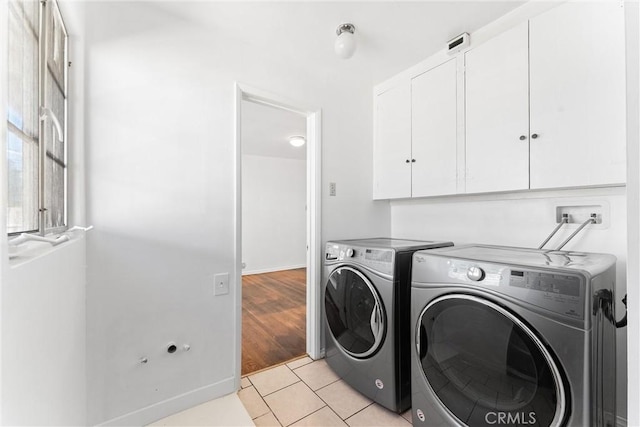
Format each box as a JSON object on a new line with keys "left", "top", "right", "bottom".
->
{"left": 325, "top": 266, "right": 385, "bottom": 358}
{"left": 416, "top": 295, "right": 566, "bottom": 427}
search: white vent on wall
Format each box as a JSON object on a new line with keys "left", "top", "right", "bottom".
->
{"left": 447, "top": 33, "right": 470, "bottom": 55}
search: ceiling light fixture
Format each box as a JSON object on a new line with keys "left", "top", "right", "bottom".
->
{"left": 334, "top": 23, "right": 356, "bottom": 59}
{"left": 289, "top": 136, "right": 306, "bottom": 147}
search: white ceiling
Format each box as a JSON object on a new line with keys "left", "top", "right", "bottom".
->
{"left": 241, "top": 100, "right": 307, "bottom": 160}
{"left": 156, "top": 1, "right": 524, "bottom": 84}
{"left": 155, "top": 1, "right": 525, "bottom": 160}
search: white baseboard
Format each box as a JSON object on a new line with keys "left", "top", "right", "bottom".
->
{"left": 242, "top": 263, "right": 306, "bottom": 276}
{"left": 98, "top": 377, "right": 236, "bottom": 426}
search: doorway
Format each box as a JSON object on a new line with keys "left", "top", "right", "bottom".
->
{"left": 240, "top": 99, "right": 306, "bottom": 374}
{"left": 234, "top": 84, "right": 322, "bottom": 382}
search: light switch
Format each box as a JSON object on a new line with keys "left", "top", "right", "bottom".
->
{"left": 329, "top": 182, "right": 336, "bottom": 196}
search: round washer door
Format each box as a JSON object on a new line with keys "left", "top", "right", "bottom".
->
{"left": 325, "top": 266, "right": 385, "bottom": 358}
{"left": 416, "top": 294, "right": 566, "bottom": 427}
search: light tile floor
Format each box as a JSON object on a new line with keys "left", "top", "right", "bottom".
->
{"left": 149, "top": 393, "right": 254, "bottom": 426}
{"left": 239, "top": 357, "right": 413, "bottom": 427}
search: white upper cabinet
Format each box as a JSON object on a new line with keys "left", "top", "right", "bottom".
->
{"left": 465, "top": 22, "right": 530, "bottom": 193}
{"left": 465, "top": 2, "right": 626, "bottom": 194}
{"left": 373, "top": 82, "right": 411, "bottom": 199}
{"left": 373, "top": 60, "right": 458, "bottom": 200}
{"left": 411, "top": 59, "right": 458, "bottom": 198}
{"left": 529, "top": 1, "right": 626, "bottom": 189}
{"left": 373, "top": 1, "right": 627, "bottom": 200}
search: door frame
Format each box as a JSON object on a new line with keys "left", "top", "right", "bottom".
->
{"left": 233, "top": 82, "right": 322, "bottom": 386}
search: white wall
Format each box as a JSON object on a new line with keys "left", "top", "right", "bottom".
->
{"left": 2, "top": 241, "right": 87, "bottom": 426}
{"left": 242, "top": 154, "right": 306, "bottom": 275}
{"left": 391, "top": 187, "right": 628, "bottom": 420}
{"left": 0, "top": 1, "right": 88, "bottom": 424}
{"left": 82, "top": 2, "right": 389, "bottom": 425}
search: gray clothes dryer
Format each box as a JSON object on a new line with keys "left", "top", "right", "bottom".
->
{"left": 323, "top": 238, "right": 453, "bottom": 413}
{"left": 410, "top": 245, "right": 617, "bottom": 427}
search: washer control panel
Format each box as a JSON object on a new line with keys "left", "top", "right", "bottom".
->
{"left": 325, "top": 244, "right": 394, "bottom": 275}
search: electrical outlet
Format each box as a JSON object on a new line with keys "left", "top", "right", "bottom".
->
{"left": 329, "top": 182, "right": 336, "bottom": 196}
{"left": 214, "top": 273, "right": 229, "bottom": 296}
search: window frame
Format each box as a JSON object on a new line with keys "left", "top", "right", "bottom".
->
{"left": 7, "top": 0, "right": 69, "bottom": 237}
{"left": 39, "top": 0, "right": 69, "bottom": 235}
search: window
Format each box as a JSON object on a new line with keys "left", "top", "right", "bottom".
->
{"left": 7, "top": 0, "right": 68, "bottom": 235}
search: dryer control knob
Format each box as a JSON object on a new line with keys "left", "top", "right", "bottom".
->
{"left": 467, "top": 266, "right": 485, "bottom": 281}
{"left": 346, "top": 248, "right": 355, "bottom": 258}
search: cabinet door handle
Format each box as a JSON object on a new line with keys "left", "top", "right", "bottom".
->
{"left": 531, "top": 133, "right": 539, "bottom": 139}
{"left": 519, "top": 135, "right": 527, "bottom": 141}
{"left": 405, "top": 159, "right": 410, "bottom": 163}
{"left": 411, "top": 159, "right": 416, "bottom": 163}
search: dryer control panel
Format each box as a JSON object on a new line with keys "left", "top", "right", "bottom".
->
{"left": 507, "top": 269, "right": 583, "bottom": 319}
{"left": 445, "top": 260, "right": 585, "bottom": 321}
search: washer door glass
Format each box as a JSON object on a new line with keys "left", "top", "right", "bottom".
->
{"left": 325, "top": 266, "right": 385, "bottom": 358}
{"left": 416, "top": 295, "right": 566, "bottom": 427}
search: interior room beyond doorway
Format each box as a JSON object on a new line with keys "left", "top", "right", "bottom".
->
{"left": 242, "top": 268, "right": 307, "bottom": 374}
{"left": 240, "top": 98, "right": 309, "bottom": 375}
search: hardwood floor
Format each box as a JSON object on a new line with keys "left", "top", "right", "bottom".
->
{"left": 242, "top": 268, "right": 306, "bottom": 375}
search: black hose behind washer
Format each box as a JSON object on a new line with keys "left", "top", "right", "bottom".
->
{"left": 592, "top": 291, "right": 627, "bottom": 328}
{"left": 615, "top": 294, "right": 627, "bottom": 329}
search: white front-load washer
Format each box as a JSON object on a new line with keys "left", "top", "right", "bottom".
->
{"left": 410, "top": 245, "right": 617, "bottom": 427}
{"left": 323, "top": 238, "right": 453, "bottom": 413}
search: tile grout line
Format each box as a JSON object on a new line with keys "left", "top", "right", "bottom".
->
{"left": 242, "top": 354, "right": 311, "bottom": 380}
{"left": 343, "top": 402, "right": 376, "bottom": 424}
{"left": 248, "top": 360, "right": 306, "bottom": 398}
{"left": 290, "top": 361, "right": 342, "bottom": 393}
{"left": 283, "top": 403, "right": 329, "bottom": 427}
{"left": 282, "top": 362, "right": 332, "bottom": 426}
{"left": 256, "top": 379, "right": 302, "bottom": 399}
{"left": 259, "top": 362, "right": 336, "bottom": 427}
{"left": 241, "top": 385, "right": 271, "bottom": 421}
{"left": 313, "top": 376, "right": 341, "bottom": 394}
{"left": 312, "top": 386, "right": 354, "bottom": 424}
{"left": 254, "top": 364, "right": 316, "bottom": 427}
{"left": 259, "top": 395, "right": 285, "bottom": 427}
{"left": 289, "top": 361, "right": 373, "bottom": 424}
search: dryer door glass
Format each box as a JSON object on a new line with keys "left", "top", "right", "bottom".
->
{"left": 416, "top": 295, "right": 566, "bottom": 427}
{"left": 325, "top": 266, "right": 385, "bottom": 358}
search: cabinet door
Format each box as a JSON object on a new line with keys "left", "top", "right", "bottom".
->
{"left": 465, "top": 22, "right": 530, "bottom": 193}
{"left": 373, "top": 82, "right": 412, "bottom": 199}
{"left": 411, "top": 59, "right": 458, "bottom": 198}
{"left": 529, "top": 2, "right": 626, "bottom": 189}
